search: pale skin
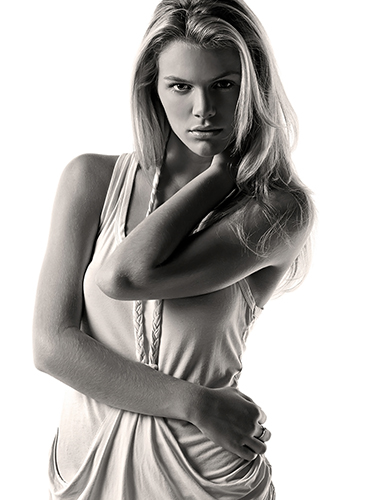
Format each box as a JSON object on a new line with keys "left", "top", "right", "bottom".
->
{"left": 33, "top": 41, "right": 308, "bottom": 477}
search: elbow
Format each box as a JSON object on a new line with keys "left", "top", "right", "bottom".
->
{"left": 33, "top": 354, "right": 50, "bottom": 374}
{"left": 32, "top": 326, "right": 59, "bottom": 375}
{"left": 33, "top": 339, "right": 52, "bottom": 374}
{"left": 96, "top": 264, "right": 149, "bottom": 301}
{"left": 95, "top": 264, "right": 123, "bottom": 299}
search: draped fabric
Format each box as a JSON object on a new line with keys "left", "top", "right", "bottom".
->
{"left": 48, "top": 154, "right": 275, "bottom": 499}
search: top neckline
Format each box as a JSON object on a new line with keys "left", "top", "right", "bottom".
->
{"left": 116, "top": 154, "right": 138, "bottom": 243}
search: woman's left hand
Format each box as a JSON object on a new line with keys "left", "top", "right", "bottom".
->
{"left": 191, "top": 385, "right": 271, "bottom": 462}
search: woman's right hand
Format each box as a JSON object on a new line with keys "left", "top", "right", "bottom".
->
{"left": 191, "top": 386, "right": 271, "bottom": 462}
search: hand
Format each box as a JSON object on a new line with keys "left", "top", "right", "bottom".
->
{"left": 210, "top": 142, "right": 240, "bottom": 177}
{"left": 192, "top": 386, "right": 271, "bottom": 462}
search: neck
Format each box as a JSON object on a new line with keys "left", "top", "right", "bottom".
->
{"left": 163, "top": 132, "right": 212, "bottom": 189}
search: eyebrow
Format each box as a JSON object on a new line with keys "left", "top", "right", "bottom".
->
{"left": 163, "top": 71, "right": 241, "bottom": 82}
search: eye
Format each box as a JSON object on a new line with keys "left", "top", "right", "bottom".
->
{"left": 170, "top": 83, "right": 192, "bottom": 93}
{"left": 213, "top": 80, "right": 236, "bottom": 90}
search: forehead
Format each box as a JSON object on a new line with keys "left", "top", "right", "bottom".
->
{"left": 157, "top": 40, "right": 241, "bottom": 81}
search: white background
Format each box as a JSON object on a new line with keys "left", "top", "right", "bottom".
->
{"left": 1, "top": 1, "right": 374, "bottom": 498}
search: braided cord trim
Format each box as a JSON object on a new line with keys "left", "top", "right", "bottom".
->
{"left": 148, "top": 299, "right": 164, "bottom": 368}
{"left": 133, "top": 166, "right": 163, "bottom": 369}
{"left": 133, "top": 300, "right": 146, "bottom": 364}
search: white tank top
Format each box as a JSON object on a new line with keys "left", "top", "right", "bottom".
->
{"left": 48, "top": 153, "right": 274, "bottom": 500}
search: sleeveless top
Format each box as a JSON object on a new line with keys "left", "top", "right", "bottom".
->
{"left": 48, "top": 153, "right": 275, "bottom": 500}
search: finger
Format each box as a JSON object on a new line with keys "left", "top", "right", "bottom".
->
{"left": 238, "top": 392, "right": 266, "bottom": 422}
{"left": 257, "top": 407, "right": 267, "bottom": 425}
{"left": 235, "top": 445, "right": 258, "bottom": 463}
{"left": 238, "top": 390, "right": 254, "bottom": 404}
{"left": 254, "top": 425, "right": 272, "bottom": 443}
{"left": 222, "top": 440, "right": 258, "bottom": 462}
{"left": 245, "top": 435, "right": 267, "bottom": 455}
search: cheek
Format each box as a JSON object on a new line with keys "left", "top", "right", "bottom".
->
{"left": 224, "top": 94, "right": 240, "bottom": 117}
{"left": 158, "top": 93, "right": 176, "bottom": 119}
{"left": 162, "top": 99, "right": 189, "bottom": 130}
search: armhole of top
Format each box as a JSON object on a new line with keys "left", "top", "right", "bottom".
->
{"left": 237, "top": 278, "right": 263, "bottom": 323}
{"left": 98, "top": 153, "right": 133, "bottom": 232}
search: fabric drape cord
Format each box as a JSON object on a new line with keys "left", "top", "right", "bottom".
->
{"left": 132, "top": 166, "right": 163, "bottom": 369}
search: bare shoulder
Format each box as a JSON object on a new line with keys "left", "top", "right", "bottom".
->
{"left": 47, "top": 153, "right": 120, "bottom": 246}
{"left": 244, "top": 188, "right": 311, "bottom": 239}
{"left": 239, "top": 187, "right": 313, "bottom": 270}
{"left": 60, "top": 153, "right": 119, "bottom": 201}
{"left": 240, "top": 188, "right": 313, "bottom": 305}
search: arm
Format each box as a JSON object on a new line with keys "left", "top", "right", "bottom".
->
{"left": 96, "top": 155, "right": 309, "bottom": 300}
{"left": 33, "top": 154, "right": 196, "bottom": 419}
{"left": 33, "top": 154, "right": 268, "bottom": 461}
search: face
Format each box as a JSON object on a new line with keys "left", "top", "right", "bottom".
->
{"left": 157, "top": 40, "right": 241, "bottom": 158}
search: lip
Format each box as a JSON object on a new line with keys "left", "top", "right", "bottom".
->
{"left": 189, "top": 127, "right": 223, "bottom": 138}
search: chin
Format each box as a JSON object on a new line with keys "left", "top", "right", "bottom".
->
{"left": 187, "top": 140, "right": 226, "bottom": 158}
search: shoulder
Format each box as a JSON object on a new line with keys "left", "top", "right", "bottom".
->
{"left": 61, "top": 153, "right": 119, "bottom": 194}
{"left": 239, "top": 187, "right": 313, "bottom": 265}
{"left": 52, "top": 153, "right": 120, "bottom": 230}
{"left": 244, "top": 187, "right": 312, "bottom": 236}
{"left": 59, "top": 153, "right": 119, "bottom": 209}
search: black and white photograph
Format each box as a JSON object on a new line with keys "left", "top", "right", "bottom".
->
{"left": 2, "top": 1, "right": 373, "bottom": 499}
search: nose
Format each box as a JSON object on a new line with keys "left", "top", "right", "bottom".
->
{"left": 192, "top": 88, "right": 216, "bottom": 119}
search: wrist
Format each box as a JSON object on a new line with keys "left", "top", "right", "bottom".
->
{"left": 209, "top": 156, "right": 237, "bottom": 189}
{"left": 183, "top": 383, "right": 210, "bottom": 426}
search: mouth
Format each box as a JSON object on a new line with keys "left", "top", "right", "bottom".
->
{"left": 189, "top": 127, "right": 223, "bottom": 139}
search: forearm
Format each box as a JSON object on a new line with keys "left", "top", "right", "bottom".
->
{"left": 36, "top": 325, "right": 202, "bottom": 422}
{"left": 97, "top": 162, "right": 235, "bottom": 299}
{"left": 36, "top": 326, "right": 270, "bottom": 462}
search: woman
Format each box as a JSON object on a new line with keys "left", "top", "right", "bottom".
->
{"left": 33, "top": 0, "right": 314, "bottom": 498}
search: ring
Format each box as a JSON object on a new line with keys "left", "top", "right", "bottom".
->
{"left": 256, "top": 426, "right": 267, "bottom": 441}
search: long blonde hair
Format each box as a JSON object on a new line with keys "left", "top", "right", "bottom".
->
{"left": 131, "top": 0, "right": 315, "bottom": 296}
